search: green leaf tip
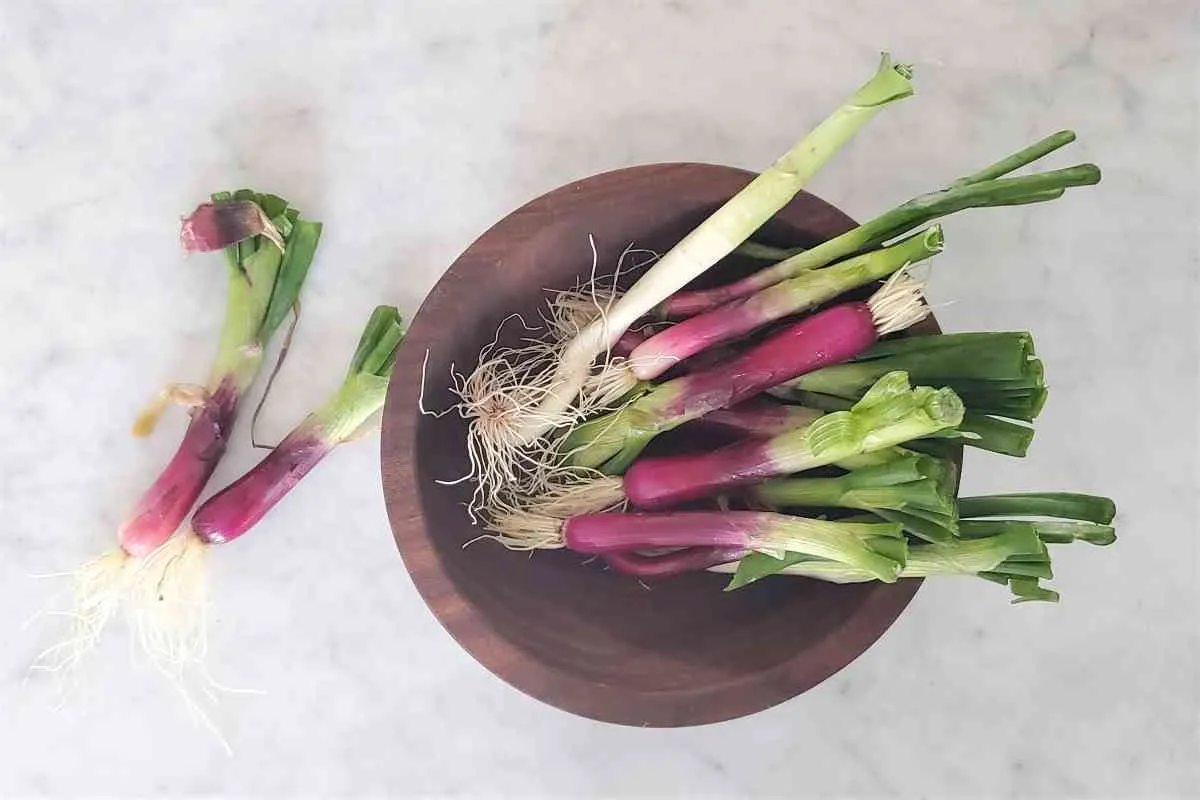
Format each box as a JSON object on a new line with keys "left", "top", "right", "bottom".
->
{"left": 261, "top": 219, "right": 323, "bottom": 340}
{"left": 923, "top": 224, "right": 945, "bottom": 252}
{"left": 879, "top": 51, "right": 914, "bottom": 81}
{"left": 349, "top": 305, "right": 406, "bottom": 379}
{"left": 1009, "top": 577, "right": 1060, "bottom": 604}
{"left": 851, "top": 52, "right": 916, "bottom": 108}
{"left": 854, "top": 370, "right": 913, "bottom": 409}
{"left": 927, "top": 386, "right": 966, "bottom": 425}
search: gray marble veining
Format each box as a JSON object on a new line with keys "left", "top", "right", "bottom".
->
{"left": 0, "top": 1, "right": 1196, "bottom": 797}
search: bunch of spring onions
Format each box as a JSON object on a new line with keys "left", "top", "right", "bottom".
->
{"left": 39, "top": 192, "right": 406, "bottom": 708}
{"left": 129, "top": 305, "right": 406, "bottom": 681}
{"left": 446, "top": 52, "right": 1112, "bottom": 604}
{"left": 37, "top": 192, "right": 323, "bottom": 675}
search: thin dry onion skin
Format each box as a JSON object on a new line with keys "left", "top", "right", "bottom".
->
{"left": 130, "top": 383, "right": 211, "bottom": 438}
{"left": 180, "top": 199, "right": 283, "bottom": 254}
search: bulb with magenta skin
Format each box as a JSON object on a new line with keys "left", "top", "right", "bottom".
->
{"left": 191, "top": 421, "right": 335, "bottom": 545}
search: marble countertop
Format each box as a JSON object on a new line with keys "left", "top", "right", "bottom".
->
{"left": 1, "top": 1, "right": 1196, "bottom": 797}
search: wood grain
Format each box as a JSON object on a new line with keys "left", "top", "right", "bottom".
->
{"left": 381, "top": 163, "right": 939, "bottom": 727}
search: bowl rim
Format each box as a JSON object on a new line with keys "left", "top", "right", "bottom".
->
{"left": 381, "top": 162, "right": 926, "bottom": 726}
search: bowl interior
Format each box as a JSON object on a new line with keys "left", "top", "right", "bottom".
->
{"left": 383, "top": 164, "right": 925, "bottom": 725}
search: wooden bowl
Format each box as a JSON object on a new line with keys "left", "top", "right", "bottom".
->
{"left": 382, "top": 163, "right": 935, "bottom": 726}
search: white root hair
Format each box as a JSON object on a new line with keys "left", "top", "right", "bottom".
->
{"left": 474, "top": 475, "right": 628, "bottom": 550}
{"left": 128, "top": 531, "right": 210, "bottom": 687}
{"left": 441, "top": 239, "right": 658, "bottom": 518}
{"left": 28, "top": 534, "right": 244, "bottom": 753}
{"left": 126, "top": 531, "right": 256, "bottom": 755}
{"left": 27, "top": 548, "right": 132, "bottom": 685}
{"left": 868, "top": 267, "right": 932, "bottom": 336}
{"left": 474, "top": 508, "right": 565, "bottom": 551}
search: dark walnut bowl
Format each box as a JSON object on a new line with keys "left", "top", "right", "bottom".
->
{"left": 382, "top": 163, "right": 938, "bottom": 727}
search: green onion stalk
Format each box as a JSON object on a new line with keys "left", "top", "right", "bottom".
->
{"left": 660, "top": 132, "right": 1101, "bottom": 318}
{"left": 191, "top": 305, "right": 405, "bottom": 544}
{"left": 566, "top": 512, "right": 910, "bottom": 583}
{"left": 732, "top": 241, "right": 806, "bottom": 261}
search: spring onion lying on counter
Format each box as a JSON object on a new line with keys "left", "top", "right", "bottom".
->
{"left": 131, "top": 306, "right": 406, "bottom": 671}
{"left": 455, "top": 53, "right": 915, "bottom": 509}
{"left": 37, "top": 192, "right": 321, "bottom": 674}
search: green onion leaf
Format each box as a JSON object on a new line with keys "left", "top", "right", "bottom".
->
{"left": 261, "top": 219, "right": 323, "bottom": 341}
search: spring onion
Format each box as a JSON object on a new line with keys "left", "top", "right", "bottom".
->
{"left": 660, "top": 133, "right": 1100, "bottom": 318}
{"left": 563, "top": 274, "right": 929, "bottom": 473}
{"left": 622, "top": 372, "right": 963, "bottom": 509}
{"left": 629, "top": 225, "right": 943, "bottom": 379}
{"left": 193, "top": 305, "right": 404, "bottom": 543}
{"left": 511, "top": 511, "right": 908, "bottom": 582}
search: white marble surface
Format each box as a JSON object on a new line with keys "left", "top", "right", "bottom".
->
{"left": 1, "top": 0, "right": 1196, "bottom": 797}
